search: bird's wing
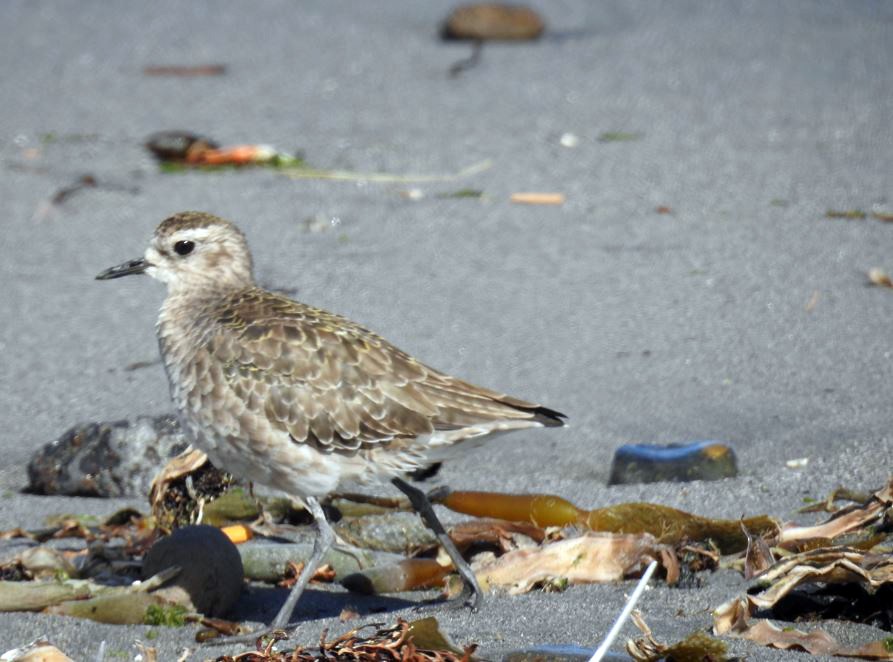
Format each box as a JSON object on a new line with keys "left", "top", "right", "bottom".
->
{"left": 205, "top": 289, "right": 562, "bottom": 454}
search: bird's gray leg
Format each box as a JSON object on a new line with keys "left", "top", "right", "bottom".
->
{"left": 268, "top": 495, "right": 334, "bottom": 629}
{"left": 391, "top": 477, "right": 483, "bottom": 610}
{"left": 204, "top": 495, "right": 334, "bottom": 647}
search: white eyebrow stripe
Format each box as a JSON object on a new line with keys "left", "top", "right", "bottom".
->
{"left": 177, "top": 228, "right": 213, "bottom": 241}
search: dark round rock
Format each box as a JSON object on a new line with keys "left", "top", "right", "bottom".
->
{"left": 141, "top": 524, "right": 243, "bottom": 617}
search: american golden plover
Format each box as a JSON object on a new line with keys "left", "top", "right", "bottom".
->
{"left": 97, "top": 211, "right": 566, "bottom": 637}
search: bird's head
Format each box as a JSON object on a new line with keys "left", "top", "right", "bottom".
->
{"left": 96, "top": 211, "right": 255, "bottom": 293}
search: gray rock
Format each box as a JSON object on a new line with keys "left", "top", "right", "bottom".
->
{"left": 27, "top": 415, "right": 188, "bottom": 498}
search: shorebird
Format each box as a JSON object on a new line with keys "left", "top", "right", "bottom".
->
{"left": 97, "top": 211, "right": 565, "bottom": 639}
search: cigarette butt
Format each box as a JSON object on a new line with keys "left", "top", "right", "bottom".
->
{"left": 221, "top": 524, "right": 253, "bottom": 544}
{"left": 510, "top": 192, "right": 565, "bottom": 205}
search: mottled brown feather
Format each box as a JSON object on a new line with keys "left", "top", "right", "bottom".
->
{"left": 193, "top": 288, "right": 563, "bottom": 455}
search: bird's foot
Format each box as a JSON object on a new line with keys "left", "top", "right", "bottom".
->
{"left": 451, "top": 577, "right": 483, "bottom": 611}
{"left": 201, "top": 626, "right": 289, "bottom": 650}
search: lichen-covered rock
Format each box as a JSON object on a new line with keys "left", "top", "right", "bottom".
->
{"left": 27, "top": 415, "right": 189, "bottom": 497}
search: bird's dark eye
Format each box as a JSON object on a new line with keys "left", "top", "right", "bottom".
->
{"left": 174, "top": 240, "right": 195, "bottom": 256}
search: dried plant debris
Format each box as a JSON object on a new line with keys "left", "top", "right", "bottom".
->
{"left": 868, "top": 268, "right": 893, "bottom": 289}
{"left": 779, "top": 478, "right": 893, "bottom": 547}
{"left": 598, "top": 131, "right": 642, "bottom": 142}
{"left": 628, "top": 611, "right": 728, "bottom": 662}
{"left": 449, "top": 518, "right": 545, "bottom": 554}
{"left": 714, "top": 548, "right": 893, "bottom": 657}
{"left": 800, "top": 487, "right": 874, "bottom": 514}
{"left": 213, "top": 618, "right": 475, "bottom": 662}
{"left": 143, "top": 64, "right": 226, "bottom": 76}
{"left": 473, "top": 532, "right": 677, "bottom": 594}
{"left": 434, "top": 489, "right": 778, "bottom": 553}
{"left": 435, "top": 188, "right": 484, "bottom": 199}
{"left": 713, "top": 480, "right": 893, "bottom": 659}
{"left": 145, "top": 130, "right": 303, "bottom": 169}
{"left": 149, "top": 448, "right": 253, "bottom": 529}
{"left": 441, "top": 4, "right": 545, "bottom": 41}
{"left": 741, "top": 522, "right": 775, "bottom": 580}
{"left": 0, "top": 639, "right": 75, "bottom": 662}
{"left": 826, "top": 209, "right": 867, "bottom": 220}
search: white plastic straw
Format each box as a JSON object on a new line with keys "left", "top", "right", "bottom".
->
{"left": 588, "top": 560, "right": 659, "bottom": 662}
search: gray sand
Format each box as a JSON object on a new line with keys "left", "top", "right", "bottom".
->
{"left": 0, "top": 1, "right": 891, "bottom": 659}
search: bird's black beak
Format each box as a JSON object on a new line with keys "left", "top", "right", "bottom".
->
{"left": 95, "top": 257, "right": 149, "bottom": 280}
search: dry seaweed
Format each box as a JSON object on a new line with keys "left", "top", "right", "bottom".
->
{"left": 213, "top": 618, "right": 475, "bottom": 662}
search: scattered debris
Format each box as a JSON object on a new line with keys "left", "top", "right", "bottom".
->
{"left": 146, "top": 130, "right": 491, "bottom": 183}
{"left": 779, "top": 477, "right": 893, "bottom": 546}
{"left": 143, "top": 64, "right": 226, "bottom": 77}
{"left": 285, "top": 159, "right": 492, "bottom": 184}
{"left": 435, "top": 188, "right": 484, "bottom": 199}
{"left": 279, "top": 561, "right": 336, "bottom": 589}
{"left": 785, "top": 457, "right": 809, "bottom": 469}
{"left": 0, "top": 639, "right": 75, "bottom": 662}
{"left": 510, "top": 192, "right": 565, "bottom": 205}
{"left": 210, "top": 618, "right": 475, "bottom": 662}
{"left": 123, "top": 359, "right": 162, "bottom": 372}
{"left": 560, "top": 132, "right": 579, "bottom": 148}
{"left": 741, "top": 522, "right": 775, "bottom": 579}
{"left": 825, "top": 209, "right": 867, "bottom": 220}
{"left": 448, "top": 518, "right": 545, "bottom": 554}
{"left": 146, "top": 130, "right": 302, "bottom": 169}
{"left": 434, "top": 488, "right": 777, "bottom": 553}
{"left": 798, "top": 486, "right": 872, "bottom": 514}
{"left": 221, "top": 524, "right": 253, "bottom": 545}
{"left": 627, "top": 611, "right": 727, "bottom": 662}
{"left": 714, "top": 547, "right": 893, "bottom": 657}
{"left": 598, "top": 132, "right": 641, "bottom": 143}
{"left": 868, "top": 268, "right": 893, "bottom": 289}
{"left": 31, "top": 174, "right": 137, "bottom": 222}
{"left": 441, "top": 4, "right": 545, "bottom": 41}
{"left": 805, "top": 289, "right": 820, "bottom": 312}
{"left": 473, "top": 533, "right": 673, "bottom": 594}
{"left": 148, "top": 448, "right": 284, "bottom": 529}
{"left": 339, "top": 607, "right": 361, "bottom": 622}
{"left": 608, "top": 441, "right": 738, "bottom": 485}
